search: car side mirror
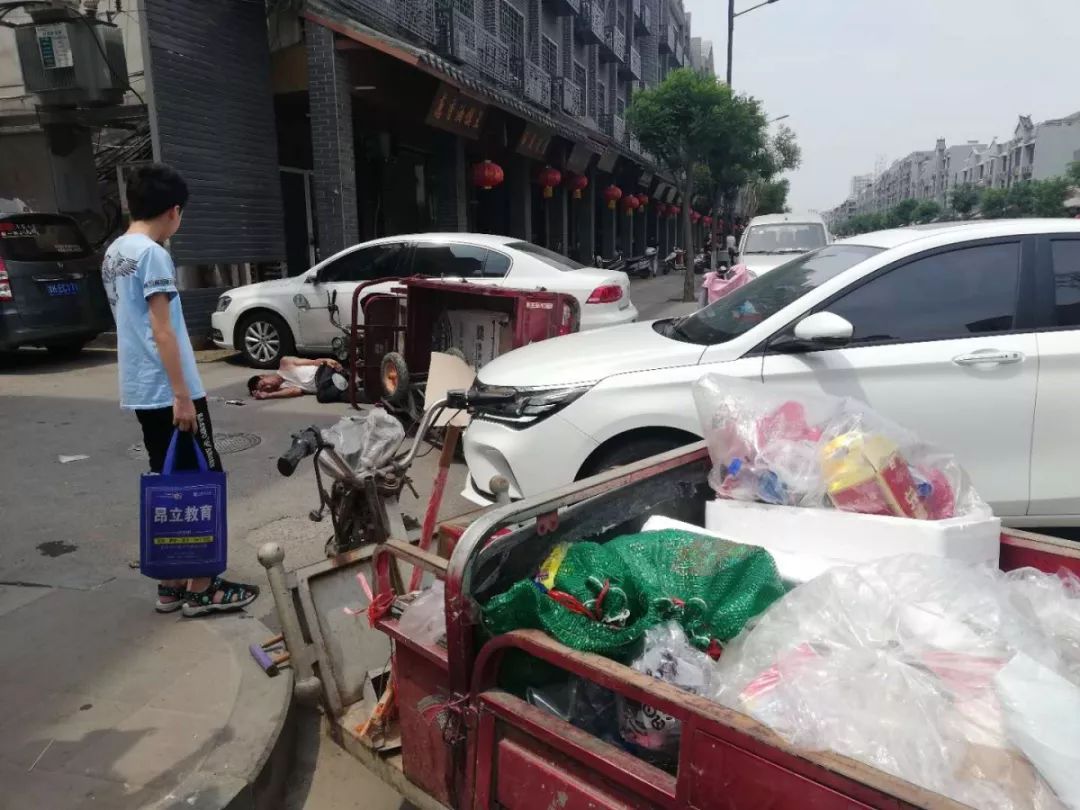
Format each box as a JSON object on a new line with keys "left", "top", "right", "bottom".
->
{"left": 771, "top": 311, "right": 854, "bottom": 353}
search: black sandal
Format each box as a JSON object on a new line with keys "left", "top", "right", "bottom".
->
{"left": 182, "top": 577, "right": 259, "bottom": 618}
{"left": 155, "top": 583, "right": 187, "bottom": 613}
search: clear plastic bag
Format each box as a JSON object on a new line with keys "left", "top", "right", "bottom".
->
{"left": 617, "top": 622, "right": 715, "bottom": 769}
{"left": 398, "top": 581, "right": 446, "bottom": 646}
{"left": 321, "top": 408, "right": 405, "bottom": 472}
{"left": 692, "top": 374, "right": 987, "bottom": 519}
{"left": 709, "top": 555, "right": 1078, "bottom": 809}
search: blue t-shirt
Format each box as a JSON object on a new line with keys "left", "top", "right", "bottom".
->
{"left": 101, "top": 233, "right": 205, "bottom": 410}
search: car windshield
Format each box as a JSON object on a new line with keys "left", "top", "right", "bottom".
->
{"left": 670, "top": 244, "right": 882, "bottom": 345}
{"left": 0, "top": 215, "right": 90, "bottom": 261}
{"left": 742, "top": 223, "right": 828, "bottom": 254}
{"left": 506, "top": 241, "right": 586, "bottom": 271}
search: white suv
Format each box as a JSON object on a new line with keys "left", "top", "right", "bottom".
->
{"left": 737, "top": 212, "right": 831, "bottom": 277}
{"left": 463, "top": 220, "right": 1080, "bottom": 527}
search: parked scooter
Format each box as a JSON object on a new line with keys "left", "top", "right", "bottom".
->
{"left": 663, "top": 247, "right": 684, "bottom": 275}
{"left": 594, "top": 251, "right": 625, "bottom": 272}
{"left": 624, "top": 246, "right": 660, "bottom": 279}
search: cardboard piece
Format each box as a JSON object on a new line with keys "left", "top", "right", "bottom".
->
{"left": 424, "top": 352, "right": 475, "bottom": 428}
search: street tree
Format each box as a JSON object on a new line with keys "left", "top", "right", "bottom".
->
{"left": 913, "top": 199, "right": 942, "bottom": 223}
{"left": 1068, "top": 160, "right": 1080, "bottom": 186}
{"left": 627, "top": 69, "right": 795, "bottom": 301}
{"left": 1031, "top": 178, "right": 1070, "bottom": 217}
{"left": 886, "top": 198, "right": 919, "bottom": 227}
{"left": 980, "top": 187, "right": 1008, "bottom": 219}
{"left": 755, "top": 179, "right": 791, "bottom": 215}
{"left": 950, "top": 184, "right": 979, "bottom": 218}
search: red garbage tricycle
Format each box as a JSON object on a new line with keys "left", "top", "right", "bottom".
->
{"left": 260, "top": 433, "right": 1080, "bottom": 810}
{"left": 344, "top": 278, "right": 579, "bottom": 423}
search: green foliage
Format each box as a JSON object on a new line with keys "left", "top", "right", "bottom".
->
{"left": 885, "top": 198, "right": 919, "bottom": 228}
{"left": 949, "top": 184, "right": 979, "bottom": 217}
{"left": 756, "top": 179, "right": 790, "bottom": 215}
{"left": 1031, "top": 178, "right": 1070, "bottom": 217}
{"left": 836, "top": 172, "right": 1075, "bottom": 237}
{"left": 627, "top": 69, "right": 798, "bottom": 300}
{"left": 1068, "top": 160, "right": 1080, "bottom": 186}
{"left": 913, "top": 200, "right": 942, "bottom": 223}
{"left": 979, "top": 187, "right": 1008, "bottom": 219}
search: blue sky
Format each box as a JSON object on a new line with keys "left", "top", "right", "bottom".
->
{"left": 683, "top": 0, "right": 1080, "bottom": 212}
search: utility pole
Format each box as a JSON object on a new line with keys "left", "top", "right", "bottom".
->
{"left": 726, "top": 0, "right": 735, "bottom": 86}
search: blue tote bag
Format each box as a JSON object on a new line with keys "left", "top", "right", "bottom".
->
{"left": 140, "top": 430, "right": 227, "bottom": 579}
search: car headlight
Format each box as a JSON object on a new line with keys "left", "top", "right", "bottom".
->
{"left": 470, "top": 383, "right": 592, "bottom": 428}
{"left": 216, "top": 295, "right": 232, "bottom": 312}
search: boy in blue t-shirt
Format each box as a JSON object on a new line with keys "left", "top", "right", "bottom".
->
{"left": 102, "top": 164, "right": 257, "bottom": 617}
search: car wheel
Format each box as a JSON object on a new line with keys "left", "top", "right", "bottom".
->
{"left": 581, "top": 434, "right": 703, "bottom": 528}
{"left": 46, "top": 339, "right": 88, "bottom": 358}
{"left": 238, "top": 312, "right": 294, "bottom": 369}
{"left": 582, "top": 435, "right": 692, "bottom": 477}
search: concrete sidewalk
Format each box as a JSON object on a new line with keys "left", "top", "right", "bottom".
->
{"left": 0, "top": 583, "right": 291, "bottom": 810}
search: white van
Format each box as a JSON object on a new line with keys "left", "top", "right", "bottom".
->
{"left": 737, "top": 213, "right": 831, "bottom": 277}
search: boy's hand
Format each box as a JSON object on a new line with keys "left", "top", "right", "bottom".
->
{"left": 173, "top": 394, "right": 197, "bottom": 432}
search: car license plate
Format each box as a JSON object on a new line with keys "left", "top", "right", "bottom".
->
{"left": 46, "top": 282, "right": 79, "bottom": 296}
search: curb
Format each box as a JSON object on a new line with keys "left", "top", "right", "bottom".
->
{"left": 150, "top": 615, "right": 296, "bottom": 810}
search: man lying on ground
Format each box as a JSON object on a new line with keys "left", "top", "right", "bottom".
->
{"left": 248, "top": 356, "right": 345, "bottom": 400}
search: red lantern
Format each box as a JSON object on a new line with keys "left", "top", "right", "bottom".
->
{"left": 536, "top": 166, "right": 562, "bottom": 199}
{"left": 568, "top": 173, "right": 589, "bottom": 199}
{"left": 603, "top": 185, "right": 623, "bottom": 210}
{"left": 636, "top": 193, "right": 649, "bottom": 212}
{"left": 671, "top": 205, "right": 682, "bottom": 218}
{"left": 620, "top": 194, "right": 640, "bottom": 216}
{"left": 703, "top": 215, "right": 713, "bottom": 227}
{"left": 471, "top": 160, "right": 504, "bottom": 190}
{"left": 691, "top": 211, "right": 702, "bottom": 224}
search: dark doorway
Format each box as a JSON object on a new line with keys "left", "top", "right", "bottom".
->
{"left": 279, "top": 168, "right": 314, "bottom": 276}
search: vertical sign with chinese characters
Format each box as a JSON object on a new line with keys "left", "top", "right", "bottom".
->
{"left": 426, "top": 84, "right": 487, "bottom": 139}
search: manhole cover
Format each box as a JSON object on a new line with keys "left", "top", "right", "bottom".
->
{"left": 215, "top": 432, "right": 262, "bottom": 454}
{"left": 127, "top": 432, "right": 261, "bottom": 460}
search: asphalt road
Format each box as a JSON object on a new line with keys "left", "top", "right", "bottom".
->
{"left": 0, "top": 270, "right": 692, "bottom": 809}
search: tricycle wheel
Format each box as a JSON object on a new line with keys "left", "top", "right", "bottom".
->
{"left": 381, "top": 352, "right": 410, "bottom": 405}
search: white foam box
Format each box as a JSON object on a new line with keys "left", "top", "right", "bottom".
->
{"left": 704, "top": 498, "right": 1001, "bottom": 570}
{"left": 446, "top": 309, "right": 511, "bottom": 370}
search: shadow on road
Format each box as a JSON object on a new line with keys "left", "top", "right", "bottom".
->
{"left": 0, "top": 347, "right": 117, "bottom": 375}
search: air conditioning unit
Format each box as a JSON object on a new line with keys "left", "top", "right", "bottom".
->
{"left": 15, "top": 15, "right": 129, "bottom": 107}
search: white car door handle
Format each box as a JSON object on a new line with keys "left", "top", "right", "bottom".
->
{"left": 953, "top": 349, "right": 1024, "bottom": 366}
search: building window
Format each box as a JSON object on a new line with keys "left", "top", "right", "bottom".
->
{"left": 616, "top": 97, "right": 625, "bottom": 118}
{"left": 541, "top": 35, "right": 558, "bottom": 76}
{"left": 617, "top": 8, "right": 626, "bottom": 31}
{"left": 454, "top": 0, "right": 474, "bottom": 18}
{"left": 597, "top": 81, "right": 606, "bottom": 116}
{"left": 573, "top": 60, "right": 587, "bottom": 115}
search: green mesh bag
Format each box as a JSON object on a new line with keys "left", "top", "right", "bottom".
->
{"left": 481, "top": 530, "right": 785, "bottom": 661}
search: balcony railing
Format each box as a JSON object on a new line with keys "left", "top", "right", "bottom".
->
{"left": 659, "top": 22, "right": 675, "bottom": 53}
{"left": 601, "top": 25, "right": 625, "bottom": 63}
{"left": 441, "top": 8, "right": 510, "bottom": 86}
{"left": 524, "top": 60, "right": 551, "bottom": 108}
{"left": 600, "top": 111, "right": 625, "bottom": 143}
{"left": 633, "top": 0, "right": 652, "bottom": 34}
{"left": 356, "top": 0, "right": 437, "bottom": 46}
{"left": 574, "top": 0, "right": 604, "bottom": 44}
{"left": 553, "top": 76, "right": 584, "bottom": 117}
{"left": 545, "top": 0, "right": 581, "bottom": 15}
{"left": 620, "top": 43, "right": 640, "bottom": 79}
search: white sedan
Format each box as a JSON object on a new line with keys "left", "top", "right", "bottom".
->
{"left": 462, "top": 219, "right": 1080, "bottom": 527}
{"left": 212, "top": 234, "right": 637, "bottom": 368}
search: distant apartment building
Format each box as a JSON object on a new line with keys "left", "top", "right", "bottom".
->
{"left": 827, "top": 108, "right": 1080, "bottom": 224}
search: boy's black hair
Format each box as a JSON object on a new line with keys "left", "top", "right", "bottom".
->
{"left": 126, "top": 163, "right": 189, "bottom": 221}
{"left": 247, "top": 375, "right": 262, "bottom": 395}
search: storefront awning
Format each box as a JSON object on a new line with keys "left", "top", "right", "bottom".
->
{"left": 306, "top": 10, "right": 653, "bottom": 171}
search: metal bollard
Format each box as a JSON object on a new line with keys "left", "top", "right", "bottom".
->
{"left": 257, "top": 542, "right": 323, "bottom": 706}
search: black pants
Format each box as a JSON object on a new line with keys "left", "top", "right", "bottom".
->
{"left": 135, "top": 397, "right": 223, "bottom": 473}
